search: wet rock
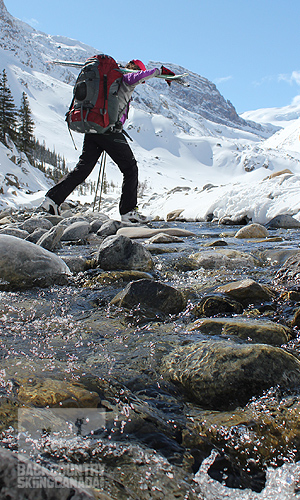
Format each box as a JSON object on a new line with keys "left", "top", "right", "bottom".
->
{"left": 0, "top": 235, "right": 71, "bottom": 288}
{"left": 160, "top": 340, "right": 300, "bottom": 410}
{"left": 84, "top": 270, "right": 153, "bottom": 286}
{"left": 111, "top": 279, "right": 186, "bottom": 315}
{"left": 97, "top": 219, "right": 122, "bottom": 236}
{"left": 291, "top": 308, "right": 300, "bottom": 328}
{"left": 148, "top": 233, "right": 183, "bottom": 244}
{"left": 266, "top": 214, "right": 300, "bottom": 229}
{"left": 188, "top": 249, "right": 261, "bottom": 270}
{"left": 0, "top": 227, "right": 29, "bottom": 239}
{"left": 188, "top": 317, "right": 292, "bottom": 345}
{"left": 20, "top": 216, "right": 53, "bottom": 233}
{"left": 193, "top": 295, "right": 243, "bottom": 317}
{"left": 37, "top": 225, "right": 65, "bottom": 251}
{"left": 62, "top": 256, "right": 88, "bottom": 274}
{"left": 204, "top": 239, "right": 228, "bottom": 247}
{"left": 234, "top": 223, "right": 269, "bottom": 239}
{"left": 61, "top": 221, "right": 91, "bottom": 241}
{"left": 117, "top": 226, "right": 196, "bottom": 239}
{"left": 215, "top": 278, "right": 275, "bottom": 306}
{"left": 17, "top": 378, "right": 101, "bottom": 408}
{"left": 273, "top": 252, "right": 300, "bottom": 288}
{"left": 97, "top": 234, "right": 153, "bottom": 271}
{"left": 184, "top": 392, "right": 300, "bottom": 488}
{"left": 258, "top": 248, "right": 299, "bottom": 266}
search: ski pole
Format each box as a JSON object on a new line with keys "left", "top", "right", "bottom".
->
{"left": 92, "top": 151, "right": 105, "bottom": 212}
{"left": 98, "top": 151, "right": 107, "bottom": 211}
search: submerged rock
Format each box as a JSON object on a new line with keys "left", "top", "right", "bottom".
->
{"left": 0, "top": 235, "right": 71, "bottom": 288}
{"left": 111, "top": 279, "right": 186, "bottom": 315}
{"left": 17, "top": 378, "right": 100, "bottom": 408}
{"left": 188, "top": 249, "right": 261, "bottom": 270}
{"left": 188, "top": 317, "right": 292, "bottom": 345}
{"left": 160, "top": 339, "right": 300, "bottom": 410}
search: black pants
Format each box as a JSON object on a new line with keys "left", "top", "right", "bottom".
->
{"left": 46, "top": 132, "right": 138, "bottom": 215}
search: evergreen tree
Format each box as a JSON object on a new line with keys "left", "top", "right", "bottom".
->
{"left": 0, "top": 69, "right": 17, "bottom": 143}
{"left": 18, "top": 91, "right": 35, "bottom": 161}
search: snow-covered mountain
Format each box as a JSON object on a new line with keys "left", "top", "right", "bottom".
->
{"left": 1, "top": 0, "right": 300, "bottom": 223}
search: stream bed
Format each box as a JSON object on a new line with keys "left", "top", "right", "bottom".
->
{"left": 1, "top": 217, "right": 300, "bottom": 499}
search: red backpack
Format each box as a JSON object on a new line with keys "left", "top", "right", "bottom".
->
{"left": 66, "top": 54, "right": 123, "bottom": 134}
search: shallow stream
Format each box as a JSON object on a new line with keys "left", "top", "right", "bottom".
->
{"left": 1, "top": 220, "right": 300, "bottom": 499}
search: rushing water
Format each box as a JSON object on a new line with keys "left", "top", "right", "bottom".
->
{"left": 1, "top": 220, "right": 300, "bottom": 499}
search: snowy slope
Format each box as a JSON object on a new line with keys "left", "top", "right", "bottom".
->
{"left": 1, "top": 0, "right": 300, "bottom": 223}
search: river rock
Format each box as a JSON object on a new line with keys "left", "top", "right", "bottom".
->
{"left": 97, "top": 219, "right": 122, "bottom": 236}
{"left": 215, "top": 278, "right": 275, "bottom": 305}
{"left": 20, "top": 216, "right": 53, "bottom": 233}
{"left": 61, "top": 221, "right": 90, "bottom": 242}
{"left": 234, "top": 223, "right": 269, "bottom": 239}
{"left": 0, "top": 227, "right": 29, "bottom": 239}
{"left": 273, "top": 252, "right": 300, "bottom": 288}
{"left": 62, "top": 256, "right": 88, "bottom": 274}
{"left": 0, "top": 235, "right": 71, "bottom": 288}
{"left": 148, "top": 233, "right": 183, "bottom": 244}
{"left": 188, "top": 317, "right": 292, "bottom": 345}
{"left": 97, "top": 234, "right": 153, "bottom": 271}
{"left": 37, "top": 225, "right": 65, "bottom": 251}
{"left": 188, "top": 249, "right": 261, "bottom": 270}
{"left": 17, "top": 378, "right": 100, "bottom": 408}
{"left": 266, "top": 214, "right": 300, "bottom": 229}
{"left": 160, "top": 340, "right": 300, "bottom": 410}
{"left": 117, "top": 227, "right": 196, "bottom": 239}
{"left": 111, "top": 278, "right": 186, "bottom": 315}
{"left": 193, "top": 295, "right": 243, "bottom": 317}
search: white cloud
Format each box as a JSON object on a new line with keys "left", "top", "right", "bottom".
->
{"left": 278, "top": 71, "right": 300, "bottom": 86}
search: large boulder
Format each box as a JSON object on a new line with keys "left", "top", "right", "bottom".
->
{"left": 0, "top": 235, "right": 71, "bottom": 288}
{"left": 160, "top": 340, "right": 300, "bottom": 410}
{"left": 97, "top": 235, "right": 153, "bottom": 271}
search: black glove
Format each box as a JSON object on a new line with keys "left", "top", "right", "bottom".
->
{"left": 161, "top": 65, "right": 175, "bottom": 86}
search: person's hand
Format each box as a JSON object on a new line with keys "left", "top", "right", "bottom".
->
{"left": 161, "top": 66, "right": 175, "bottom": 86}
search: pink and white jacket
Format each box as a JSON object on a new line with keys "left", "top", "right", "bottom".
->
{"left": 118, "top": 68, "right": 161, "bottom": 125}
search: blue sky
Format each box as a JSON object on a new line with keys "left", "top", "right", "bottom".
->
{"left": 4, "top": 0, "right": 300, "bottom": 113}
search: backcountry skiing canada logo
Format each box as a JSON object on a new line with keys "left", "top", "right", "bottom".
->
{"left": 17, "top": 408, "right": 106, "bottom": 489}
